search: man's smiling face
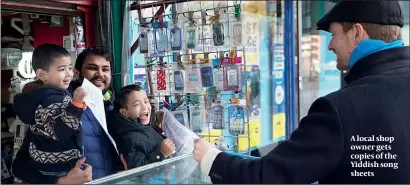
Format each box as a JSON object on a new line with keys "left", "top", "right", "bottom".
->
{"left": 75, "top": 54, "right": 112, "bottom": 91}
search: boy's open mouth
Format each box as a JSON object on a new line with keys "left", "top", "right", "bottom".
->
{"left": 139, "top": 113, "right": 149, "bottom": 122}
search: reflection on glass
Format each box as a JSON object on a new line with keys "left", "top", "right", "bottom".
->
{"left": 87, "top": 154, "right": 211, "bottom": 184}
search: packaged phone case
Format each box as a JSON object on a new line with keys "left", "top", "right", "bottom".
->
{"left": 185, "top": 26, "right": 197, "bottom": 49}
{"left": 231, "top": 21, "right": 244, "bottom": 47}
{"left": 139, "top": 29, "right": 150, "bottom": 54}
{"left": 153, "top": 21, "right": 169, "bottom": 52}
{"left": 227, "top": 104, "right": 245, "bottom": 135}
{"left": 185, "top": 64, "right": 202, "bottom": 93}
{"left": 189, "top": 104, "right": 205, "bottom": 133}
{"left": 172, "top": 109, "right": 188, "bottom": 127}
{"left": 223, "top": 57, "right": 242, "bottom": 91}
{"left": 212, "top": 102, "right": 225, "bottom": 129}
{"left": 213, "top": 68, "right": 224, "bottom": 92}
{"left": 169, "top": 23, "right": 183, "bottom": 51}
{"left": 156, "top": 69, "right": 167, "bottom": 91}
{"left": 212, "top": 22, "right": 225, "bottom": 46}
{"left": 172, "top": 70, "right": 184, "bottom": 93}
{"left": 200, "top": 64, "right": 214, "bottom": 88}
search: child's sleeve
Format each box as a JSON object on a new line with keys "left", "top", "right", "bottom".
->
{"left": 121, "top": 134, "right": 165, "bottom": 168}
{"left": 34, "top": 95, "right": 84, "bottom": 141}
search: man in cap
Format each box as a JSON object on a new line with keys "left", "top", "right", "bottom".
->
{"left": 193, "top": 0, "right": 409, "bottom": 183}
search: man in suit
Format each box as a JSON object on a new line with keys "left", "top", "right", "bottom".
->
{"left": 193, "top": 0, "right": 410, "bottom": 183}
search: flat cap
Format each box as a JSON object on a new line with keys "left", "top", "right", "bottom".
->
{"left": 317, "top": 0, "right": 404, "bottom": 31}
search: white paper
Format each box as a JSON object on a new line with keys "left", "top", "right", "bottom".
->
{"left": 160, "top": 108, "right": 200, "bottom": 182}
{"left": 161, "top": 108, "right": 199, "bottom": 155}
{"left": 81, "top": 79, "right": 118, "bottom": 153}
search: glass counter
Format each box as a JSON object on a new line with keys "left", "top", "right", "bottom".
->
{"left": 87, "top": 154, "right": 211, "bottom": 184}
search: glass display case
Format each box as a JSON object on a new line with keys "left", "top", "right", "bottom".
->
{"left": 87, "top": 154, "right": 211, "bottom": 184}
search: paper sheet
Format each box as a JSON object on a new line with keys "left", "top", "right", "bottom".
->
{"left": 81, "top": 79, "right": 118, "bottom": 153}
{"left": 161, "top": 109, "right": 199, "bottom": 182}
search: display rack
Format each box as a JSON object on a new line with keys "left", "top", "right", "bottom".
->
{"left": 135, "top": 1, "right": 251, "bottom": 154}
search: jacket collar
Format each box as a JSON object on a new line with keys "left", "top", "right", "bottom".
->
{"left": 344, "top": 46, "right": 410, "bottom": 84}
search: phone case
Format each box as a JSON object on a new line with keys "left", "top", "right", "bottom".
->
{"left": 189, "top": 104, "right": 204, "bottom": 133}
{"left": 213, "top": 68, "right": 224, "bottom": 91}
{"left": 223, "top": 57, "right": 242, "bottom": 91}
{"left": 173, "top": 110, "right": 188, "bottom": 127}
{"left": 212, "top": 22, "right": 225, "bottom": 46}
{"left": 140, "top": 31, "right": 149, "bottom": 54}
{"left": 185, "top": 26, "right": 197, "bottom": 49}
{"left": 173, "top": 70, "right": 184, "bottom": 92}
{"left": 212, "top": 104, "right": 225, "bottom": 129}
{"left": 155, "top": 29, "right": 168, "bottom": 52}
{"left": 231, "top": 21, "right": 243, "bottom": 47}
{"left": 156, "top": 69, "right": 167, "bottom": 91}
{"left": 170, "top": 26, "right": 182, "bottom": 51}
{"left": 227, "top": 105, "right": 245, "bottom": 135}
{"left": 200, "top": 65, "right": 214, "bottom": 88}
{"left": 185, "top": 66, "right": 202, "bottom": 93}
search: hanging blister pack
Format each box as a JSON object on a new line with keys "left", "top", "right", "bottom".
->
{"left": 173, "top": 109, "right": 188, "bottom": 127}
{"left": 139, "top": 30, "right": 150, "bottom": 54}
{"left": 223, "top": 57, "right": 242, "bottom": 91}
{"left": 200, "top": 64, "right": 214, "bottom": 88}
{"left": 185, "top": 64, "right": 202, "bottom": 93}
{"left": 212, "top": 22, "right": 225, "bottom": 46}
{"left": 153, "top": 21, "right": 169, "bottom": 52}
{"left": 156, "top": 68, "right": 167, "bottom": 91}
{"left": 212, "top": 102, "right": 225, "bottom": 129}
{"left": 189, "top": 104, "right": 205, "bottom": 133}
{"left": 173, "top": 70, "right": 184, "bottom": 92}
{"left": 169, "top": 23, "right": 182, "bottom": 51}
{"left": 231, "top": 4, "right": 243, "bottom": 47}
{"left": 231, "top": 21, "right": 243, "bottom": 47}
{"left": 185, "top": 26, "right": 197, "bottom": 49}
{"left": 227, "top": 104, "right": 245, "bottom": 135}
{"left": 213, "top": 67, "right": 224, "bottom": 92}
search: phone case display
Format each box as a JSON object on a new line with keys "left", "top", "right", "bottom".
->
{"left": 185, "top": 64, "right": 202, "bottom": 93}
{"left": 185, "top": 26, "right": 197, "bottom": 49}
{"left": 212, "top": 102, "right": 225, "bottom": 129}
{"left": 227, "top": 104, "right": 246, "bottom": 135}
{"left": 153, "top": 21, "right": 169, "bottom": 52}
{"left": 189, "top": 104, "right": 205, "bottom": 133}
{"left": 200, "top": 64, "right": 214, "bottom": 88}
{"left": 139, "top": 3, "right": 252, "bottom": 154}
{"left": 169, "top": 23, "right": 183, "bottom": 51}
{"left": 223, "top": 57, "right": 242, "bottom": 91}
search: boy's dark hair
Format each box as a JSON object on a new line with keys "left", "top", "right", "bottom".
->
{"left": 75, "top": 46, "right": 113, "bottom": 71}
{"left": 32, "top": 44, "right": 70, "bottom": 71}
{"left": 114, "top": 84, "right": 144, "bottom": 110}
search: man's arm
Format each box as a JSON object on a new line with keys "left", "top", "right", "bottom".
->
{"left": 203, "top": 97, "right": 344, "bottom": 184}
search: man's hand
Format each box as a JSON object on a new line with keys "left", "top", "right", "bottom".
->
{"left": 160, "top": 138, "right": 175, "bottom": 157}
{"left": 73, "top": 87, "right": 86, "bottom": 103}
{"left": 194, "top": 138, "right": 216, "bottom": 163}
{"left": 56, "top": 158, "right": 93, "bottom": 184}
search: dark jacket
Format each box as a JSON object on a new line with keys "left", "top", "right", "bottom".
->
{"left": 12, "top": 82, "right": 84, "bottom": 177}
{"left": 11, "top": 81, "right": 121, "bottom": 183}
{"left": 208, "top": 47, "right": 410, "bottom": 184}
{"left": 108, "top": 110, "right": 166, "bottom": 169}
